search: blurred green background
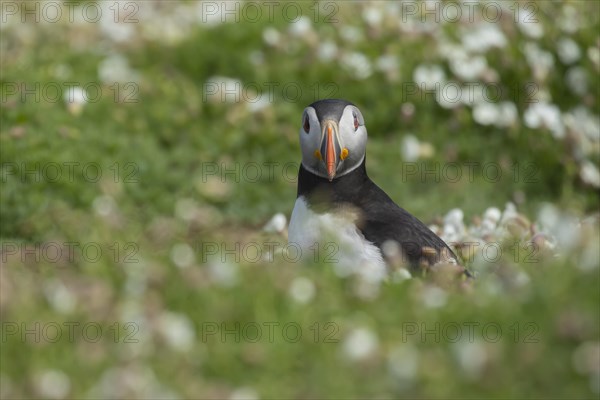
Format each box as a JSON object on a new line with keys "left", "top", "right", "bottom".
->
{"left": 1, "top": 1, "right": 599, "bottom": 399}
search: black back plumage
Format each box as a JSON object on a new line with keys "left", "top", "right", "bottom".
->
{"left": 297, "top": 159, "right": 457, "bottom": 267}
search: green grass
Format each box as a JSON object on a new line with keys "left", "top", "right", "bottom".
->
{"left": 1, "top": 1, "right": 599, "bottom": 399}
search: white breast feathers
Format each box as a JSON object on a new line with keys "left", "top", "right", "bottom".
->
{"left": 288, "top": 196, "right": 386, "bottom": 282}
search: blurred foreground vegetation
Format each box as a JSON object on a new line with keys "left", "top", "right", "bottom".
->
{"left": 1, "top": 1, "right": 599, "bottom": 399}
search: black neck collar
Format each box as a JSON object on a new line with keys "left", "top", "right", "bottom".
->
{"left": 297, "top": 158, "right": 371, "bottom": 209}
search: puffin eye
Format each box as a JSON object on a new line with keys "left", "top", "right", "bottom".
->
{"left": 353, "top": 113, "right": 359, "bottom": 131}
{"left": 303, "top": 115, "right": 310, "bottom": 133}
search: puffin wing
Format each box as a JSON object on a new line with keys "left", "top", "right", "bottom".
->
{"left": 356, "top": 182, "right": 457, "bottom": 266}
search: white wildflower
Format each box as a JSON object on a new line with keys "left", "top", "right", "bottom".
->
{"left": 343, "top": 327, "right": 379, "bottom": 361}
{"left": 484, "top": 207, "right": 502, "bottom": 224}
{"left": 537, "top": 204, "right": 581, "bottom": 251}
{"left": 175, "top": 198, "right": 199, "bottom": 221}
{"left": 98, "top": 54, "right": 140, "bottom": 84}
{"left": 580, "top": 161, "right": 600, "bottom": 188}
{"left": 558, "top": 5, "right": 580, "bottom": 34}
{"left": 43, "top": 280, "right": 76, "bottom": 314}
{"left": 246, "top": 96, "right": 270, "bottom": 113}
{"left": 566, "top": 67, "right": 588, "bottom": 96}
{"left": 35, "top": 370, "right": 71, "bottom": 399}
{"left": 436, "top": 82, "right": 462, "bottom": 109}
{"left": 563, "top": 106, "right": 599, "bottom": 142}
{"left": 262, "top": 27, "right": 280, "bottom": 46}
{"left": 92, "top": 195, "right": 116, "bottom": 217}
{"left": 445, "top": 208, "right": 465, "bottom": 230}
{"left": 63, "top": 86, "right": 87, "bottom": 105}
{"left": 208, "top": 261, "right": 239, "bottom": 287}
{"left": 588, "top": 47, "right": 600, "bottom": 68}
{"left": 422, "top": 286, "right": 447, "bottom": 308}
{"left": 452, "top": 341, "right": 488, "bottom": 379}
{"left": 318, "top": 41, "right": 338, "bottom": 62}
{"left": 230, "top": 387, "right": 259, "bottom": 400}
{"left": 263, "top": 213, "right": 287, "bottom": 233}
{"left": 99, "top": 12, "right": 135, "bottom": 43}
{"left": 557, "top": 37, "right": 581, "bottom": 64}
{"left": 357, "top": 260, "right": 388, "bottom": 284}
{"left": 461, "top": 23, "right": 507, "bottom": 53}
{"left": 473, "top": 103, "right": 499, "bottom": 126}
{"left": 340, "top": 26, "right": 362, "bottom": 43}
{"left": 413, "top": 64, "right": 445, "bottom": 91}
{"left": 375, "top": 55, "right": 399, "bottom": 73}
{"left": 362, "top": 6, "right": 383, "bottom": 26}
{"left": 63, "top": 86, "right": 87, "bottom": 115}
{"left": 523, "top": 42, "right": 554, "bottom": 81}
{"left": 170, "top": 243, "right": 195, "bottom": 268}
{"left": 401, "top": 135, "right": 420, "bottom": 162}
{"left": 497, "top": 102, "right": 518, "bottom": 128}
{"left": 288, "top": 277, "right": 316, "bottom": 304}
{"left": 289, "top": 16, "right": 311, "bottom": 37}
{"left": 341, "top": 52, "right": 372, "bottom": 80}
{"left": 500, "top": 202, "right": 518, "bottom": 225}
{"left": 450, "top": 54, "right": 487, "bottom": 81}
{"left": 517, "top": 11, "right": 543, "bottom": 38}
{"left": 524, "top": 102, "right": 565, "bottom": 139}
{"left": 392, "top": 268, "right": 412, "bottom": 283}
{"left": 158, "top": 312, "right": 195, "bottom": 352}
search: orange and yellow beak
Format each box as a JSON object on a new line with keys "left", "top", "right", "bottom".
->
{"left": 314, "top": 120, "right": 349, "bottom": 181}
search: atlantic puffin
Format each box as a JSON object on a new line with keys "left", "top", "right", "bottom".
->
{"left": 288, "top": 99, "right": 464, "bottom": 275}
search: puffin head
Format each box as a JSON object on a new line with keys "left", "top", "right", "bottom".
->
{"left": 299, "top": 99, "right": 368, "bottom": 181}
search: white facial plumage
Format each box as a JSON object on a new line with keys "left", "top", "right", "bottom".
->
{"left": 299, "top": 104, "right": 368, "bottom": 180}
